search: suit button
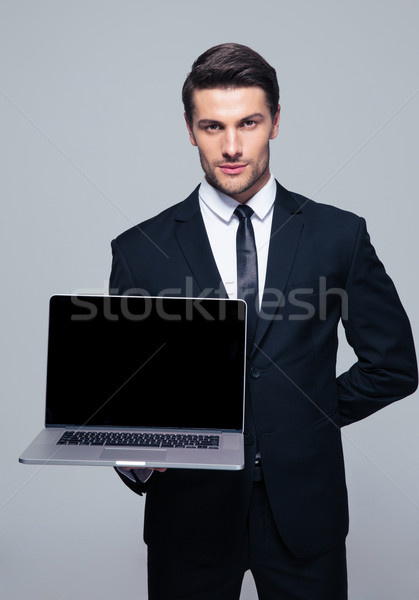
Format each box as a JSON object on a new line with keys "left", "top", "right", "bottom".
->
{"left": 250, "top": 367, "right": 262, "bottom": 379}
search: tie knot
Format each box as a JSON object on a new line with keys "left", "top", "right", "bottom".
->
{"left": 234, "top": 204, "right": 254, "bottom": 221}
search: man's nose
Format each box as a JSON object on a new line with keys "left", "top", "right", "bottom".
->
{"left": 222, "top": 128, "right": 242, "bottom": 159}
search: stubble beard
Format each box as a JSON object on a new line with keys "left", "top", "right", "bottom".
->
{"left": 199, "top": 146, "right": 270, "bottom": 199}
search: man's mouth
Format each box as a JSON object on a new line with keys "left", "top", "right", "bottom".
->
{"left": 219, "top": 163, "right": 248, "bottom": 175}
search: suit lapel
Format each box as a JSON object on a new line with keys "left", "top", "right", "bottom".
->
{"left": 172, "top": 183, "right": 304, "bottom": 352}
{"left": 254, "top": 182, "right": 304, "bottom": 351}
{"left": 173, "top": 187, "right": 228, "bottom": 298}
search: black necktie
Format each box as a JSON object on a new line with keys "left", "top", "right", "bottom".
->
{"left": 234, "top": 204, "right": 259, "bottom": 351}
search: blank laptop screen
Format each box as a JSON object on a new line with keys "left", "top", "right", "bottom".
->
{"left": 45, "top": 296, "right": 246, "bottom": 432}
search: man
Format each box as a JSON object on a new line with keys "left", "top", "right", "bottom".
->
{"left": 110, "top": 43, "right": 417, "bottom": 599}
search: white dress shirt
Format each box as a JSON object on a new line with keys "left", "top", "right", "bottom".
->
{"left": 199, "top": 175, "right": 276, "bottom": 308}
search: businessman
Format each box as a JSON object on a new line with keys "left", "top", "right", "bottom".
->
{"left": 110, "top": 43, "right": 417, "bottom": 600}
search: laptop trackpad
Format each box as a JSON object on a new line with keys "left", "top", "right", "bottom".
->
{"left": 100, "top": 448, "right": 168, "bottom": 462}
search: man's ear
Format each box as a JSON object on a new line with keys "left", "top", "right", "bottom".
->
{"left": 184, "top": 113, "right": 197, "bottom": 147}
{"left": 269, "top": 104, "right": 280, "bottom": 140}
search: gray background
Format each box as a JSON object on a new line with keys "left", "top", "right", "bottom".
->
{"left": 1, "top": 1, "right": 418, "bottom": 598}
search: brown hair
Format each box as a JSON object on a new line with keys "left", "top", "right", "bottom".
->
{"left": 182, "top": 43, "right": 280, "bottom": 126}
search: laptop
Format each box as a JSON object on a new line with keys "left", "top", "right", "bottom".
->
{"left": 19, "top": 295, "right": 246, "bottom": 470}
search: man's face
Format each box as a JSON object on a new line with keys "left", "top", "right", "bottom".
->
{"left": 185, "top": 86, "right": 280, "bottom": 203}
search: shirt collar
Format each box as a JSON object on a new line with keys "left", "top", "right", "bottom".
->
{"left": 199, "top": 174, "right": 276, "bottom": 223}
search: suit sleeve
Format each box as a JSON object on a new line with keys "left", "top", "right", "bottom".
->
{"left": 337, "top": 218, "right": 418, "bottom": 426}
{"left": 109, "top": 238, "right": 137, "bottom": 294}
{"left": 109, "top": 238, "right": 155, "bottom": 494}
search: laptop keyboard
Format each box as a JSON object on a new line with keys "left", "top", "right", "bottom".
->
{"left": 57, "top": 431, "right": 220, "bottom": 449}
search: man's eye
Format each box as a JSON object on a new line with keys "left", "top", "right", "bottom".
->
{"left": 207, "top": 124, "right": 221, "bottom": 131}
{"left": 243, "top": 120, "right": 256, "bottom": 128}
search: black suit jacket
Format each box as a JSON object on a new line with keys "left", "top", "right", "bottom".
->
{"left": 110, "top": 181, "right": 417, "bottom": 562}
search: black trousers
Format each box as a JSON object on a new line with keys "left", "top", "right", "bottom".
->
{"left": 147, "top": 480, "right": 348, "bottom": 600}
